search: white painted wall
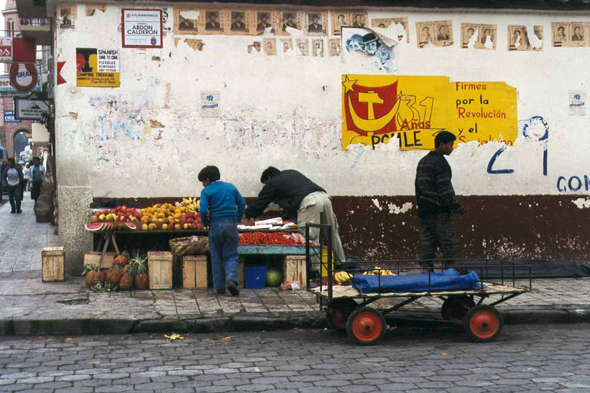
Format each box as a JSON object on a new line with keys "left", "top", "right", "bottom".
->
{"left": 55, "top": 3, "right": 590, "bottom": 199}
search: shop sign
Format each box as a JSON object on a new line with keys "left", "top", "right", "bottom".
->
{"left": 9, "top": 63, "right": 39, "bottom": 91}
{"left": 4, "top": 110, "right": 20, "bottom": 124}
{"left": 76, "top": 48, "right": 120, "bottom": 87}
{"left": 122, "top": 9, "right": 163, "bottom": 48}
{"left": 14, "top": 98, "right": 51, "bottom": 120}
{"left": 0, "top": 37, "right": 13, "bottom": 62}
{"left": 0, "top": 75, "right": 41, "bottom": 96}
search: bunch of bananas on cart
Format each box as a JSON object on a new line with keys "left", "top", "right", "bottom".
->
{"left": 334, "top": 271, "right": 354, "bottom": 285}
{"left": 181, "top": 197, "right": 200, "bottom": 213}
{"left": 363, "top": 266, "right": 396, "bottom": 276}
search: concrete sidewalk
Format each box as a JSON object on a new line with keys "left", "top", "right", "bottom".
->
{"left": 1, "top": 198, "right": 590, "bottom": 336}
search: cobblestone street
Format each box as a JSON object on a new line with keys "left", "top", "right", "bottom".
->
{"left": 1, "top": 324, "right": 589, "bottom": 392}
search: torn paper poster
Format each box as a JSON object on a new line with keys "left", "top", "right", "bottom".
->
{"left": 328, "top": 38, "right": 341, "bottom": 56}
{"left": 86, "top": 4, "right": 106, "bottom": 17}
{"left": 254, "top": 10, "right": 277, "bottom": 34}
{"left": 162, "top": 7, "right": 173, "bottom": 32}
{"left": 507, "top": 25, "right": 543, "bottom": 51}
{"left": 342, "top": 27, "right": 395, "bottom": 72}
{"left": 569, "top": 90, "right": 587, "bottom": 116}
{"left": 263, "top": 38, "right": 277, "bottom": 56}
{"left": 461, "top": 23, "right": 497, "bottom": 50}
{"left": 296, "top": 39, "right": 309, "bottom": 56}
{"left": 174, "top": 8, "right": 199, "bottom": 35}
{"left": 552, "top": 22, "right": 589, "bottom": 48}
{"left": 198, "top": 10, "right": 226, "bottom": 35}
{"left": 416, "top": 20, "right": 453, "bottom": 48}
{"left": 200, "top": 91, "right": 220, "bottom": 118}
{"left": 311, "top": 38, "right": 324, "bottom": 57}
{"left": 280, "top": 38, "right": 293, "bottom": 53}
{"left": 305, "top": 12, "right": 328, "bottom": 36}
{"left": 508, "top": 25, "right": 529, "bottom": 51}
{"left": 227, "top": 11, "right": 251, "bottom": 35}
{"left": 278, "top": 11, "right": 304, "bottom": 35}
{"left": 58, "top": 5, "right": 76, "bottom": 30}
{"left": 370, "top": 18, "right": 409, "bottom": 43}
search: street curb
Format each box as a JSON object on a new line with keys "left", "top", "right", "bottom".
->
{"left": 1, "top": 308, "right": 589, "bottom": 336}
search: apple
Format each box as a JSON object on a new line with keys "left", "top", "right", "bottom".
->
{"left": 142, "top": 223, "right": 148, "bottom": 231}
{"left": 186, "top": 212, "right": 194, "bottom": 219}
{"left": 116, "top": 206, "right": 122, "bottom": 213}
{"left": 181, "top": 213, "right": 187, "bottom": 221}
{"left": 174, "top": 224, "right": 181, "bottom": 230}
{"left": 119, "top": 216, "right": 127, "bottom": 222}
{"left": 189, "top": 223, "right": 197, "bottom": 229}
{"left": 162, "top": 224, "right": 169, "bottom": 230}
{"left": 99, "top": 214, "right": 106, "bottom": 221}
{"left": 196, "top": 223, "right": 204, "bottom": 230}
{"left": 91, "top": 216, "right": 99, "bottom": 223}
{"left": 121, "top": 206, "right": 127, "bottom": 213}
{"left": 102, "top": 209, "right": 109, "bottom": 215}
{"left": 187, "top": 217, "right": 194, "bottom": 223}
{"left": 183, "top": 223, "right": 189, "bottom": 230}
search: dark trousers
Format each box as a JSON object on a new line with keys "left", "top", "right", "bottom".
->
{"left": 208, "top": 217, "right": 240, "bottom": 290}
{"left": 7, "top": 184, "right": 22, "bottom": 212}
{"left": 31, "top": 180, "right": 42, "bottom": 202}
{"left": 419, "top": 212, "right": 457, "bottom": 268}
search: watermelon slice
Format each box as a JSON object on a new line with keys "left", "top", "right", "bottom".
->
{"left": 85, "top": 223, "right": 105, "bottom": 233}
{"left": 124, "top": 223, "right": 137, "bottom": 231}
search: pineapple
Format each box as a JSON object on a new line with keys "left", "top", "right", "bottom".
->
{"left": 119, "top": 264, "right": 135, "bottom": 291}
{"left": 83, "top": 264, "right": 100, "bottom": 287}
{"left": 106, "top": 266, "right": 124, "bottom": 286}
{"left": 133, "top": 254, "right": 149, "bottom": 290}
{"left": 113, "top": 251, "right": 130, "bottom": 268}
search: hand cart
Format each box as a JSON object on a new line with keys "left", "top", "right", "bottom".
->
{"left": 305, "top": 223, "right": 532, "bottom": 345}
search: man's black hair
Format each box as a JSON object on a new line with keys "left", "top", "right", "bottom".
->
{"left": 260, "top": 166, "right": 280, "bottom": 183}
{"left": 7, "top": 157, "right": 15, "bottom": 163}
{"left": 434, "top": 131, "right": 456, "bottom": 148}
{"left": 33, "top": 156, "right": 40, "bottom": 161}
{"left": 198, "top": 166, "right": 220, "bottom": 182}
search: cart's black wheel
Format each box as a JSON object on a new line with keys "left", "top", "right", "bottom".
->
{"left": 464, "top": 305, "right": 504, "bottom": 343}
{"left": 441, "top": 295, "right": 475, "bottom": 325}
{"left": 346, "top": 307, "right": 386, "bottom": 346}
{"left": 326, "top": 298, "right": 358, "bottom": 332}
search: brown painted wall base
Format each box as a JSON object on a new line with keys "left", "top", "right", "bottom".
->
{"left": 93, "top": 195, "right": 589, "bottom": 263}
{"left": 331, "top": 196, "right": 589, "bottom": 263}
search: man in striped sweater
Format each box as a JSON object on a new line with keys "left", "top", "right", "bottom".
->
{"left": 415, "top": 131, "right": 465, "bottom": 271}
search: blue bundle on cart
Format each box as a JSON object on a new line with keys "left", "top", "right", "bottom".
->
{"left": 351, "top": 268, "right": 481, "bottom": 294}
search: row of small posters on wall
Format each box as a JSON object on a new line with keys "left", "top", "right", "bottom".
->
{"left": 59, "top": 5, "right": 590, "bottom": 50}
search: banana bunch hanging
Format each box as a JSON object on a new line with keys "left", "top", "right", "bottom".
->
{"left": 181, "top": 197, "right": 200, "bottom": 213}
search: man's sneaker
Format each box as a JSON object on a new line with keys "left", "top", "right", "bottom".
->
{"left": 16, "top": 209, "right": 22, "bottom": 213}
{"left": 227, "top": 280, "right": 239, "bottom": 296}
{"left": 10, "top": 210, "right": 15, "bottom": 214}
{"left": 216, "top": 288, "right": 226, "bottom": 295}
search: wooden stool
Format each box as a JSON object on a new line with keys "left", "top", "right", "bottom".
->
{"left": 42, "top": 246, "right": 65, "bottom": 282}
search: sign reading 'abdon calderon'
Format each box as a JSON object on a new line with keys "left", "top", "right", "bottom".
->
{"left": 122, "top": 9, "right": 163, "bottom": 48}
{"left": 76, "top": 48, "right": 120, "bottom": 87}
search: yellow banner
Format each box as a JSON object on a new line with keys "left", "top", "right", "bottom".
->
{"left": 342, "top": 75, "right": 517, "bottom": 150}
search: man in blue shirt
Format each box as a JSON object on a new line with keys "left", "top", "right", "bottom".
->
{"left": 199, "top": 166, "right": 246, "bottom": 296}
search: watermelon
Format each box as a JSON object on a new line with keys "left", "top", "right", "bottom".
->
{"left": 85, "top": 223, "right": 105, "bottom": 233}
{"left": 266, "top": 268, "right": 283, "bottom": 287}
{"left": 124, "top": 222, "right": 137, "bottom": 231}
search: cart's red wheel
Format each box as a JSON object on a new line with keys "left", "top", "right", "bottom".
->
{"left": 464, "top": 305, "right": 504, "bottom": 343}
{"left": 326, "top": 298, "right": 358, "bottom": 332}
{"left": 346, "top": 307, "right": 386, "bottom": 346}
{"left": 441, "top": 295, "right": 475, "bottom": 325}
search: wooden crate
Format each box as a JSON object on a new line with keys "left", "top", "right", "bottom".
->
{"left": 148, "top": 251, "right": 173, "bottom": 289}
{"left": 83, "top": 251, "right": 116, "bottom": 269}
{"left": 42, "top": 246, "right": 65, "bottom": 282}
{"left": 283, "top": 255, "right": 306, "bottom": 285}
{"left": 183, "top": 256, "right": 208, "bottom": 289}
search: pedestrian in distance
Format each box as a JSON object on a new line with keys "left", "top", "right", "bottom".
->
{"left": 415, "top": 131, "right": 465, "bottom": 272}
{"left": 2, "top": 158, "right": 24, "bottom": 213}
{"left": 22, "top": 163, "right": 31, "bottom": 191}
{"left": 199, "top": 165, "right": 245, "bottom": 296}
{"left": 245, "top": 167, "right": 346, "bottom": 265}
{"left": 30, "top": 156, "right": 45, "bottom": 203}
